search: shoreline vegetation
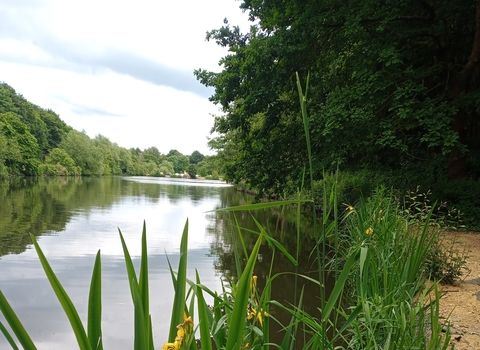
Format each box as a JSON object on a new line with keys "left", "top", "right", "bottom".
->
{"left": 1, "top": 79, "right": 478, "bottom": 231}
{"left": 0, "top": 185, "right": 464, "bottom": 349}
{"left": 0, "top": 74, "right": 471, "bottom": 350}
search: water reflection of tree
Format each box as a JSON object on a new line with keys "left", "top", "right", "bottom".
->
{"left": 0, "top": 177, "right": 234, "bottom": 257}
{"left": 206, "top": 193, "right": 330, "bottom": 347}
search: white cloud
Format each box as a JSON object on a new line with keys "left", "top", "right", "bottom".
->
{"left": 0, "top": 0, "right": 251, "bottom": 155}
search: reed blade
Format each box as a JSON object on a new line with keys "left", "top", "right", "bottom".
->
{"left": 87, "top": 250, "right": 103, "bottom": 350}
{"left": 0, "top": 293, "right": 36, "bottom": 350}
{"left": 225, "top": 233, "right": 263, "bottom": 350}
{"left": 168, "top": 219, "right": 189, "bottom": 342}
{"left": 195, "top": 270, "right": 213, "bottom": 350}
{"left": 138, "top": 221, "right": 150, "bottom": 334}
{"left": 30, "top": 234, "right": 91, "bottom": 350}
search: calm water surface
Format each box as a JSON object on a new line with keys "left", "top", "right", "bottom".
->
{"left": 0, "top": 177, "right": 321, "bottom": 349}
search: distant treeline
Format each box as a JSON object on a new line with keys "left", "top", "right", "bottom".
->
{"left": 0, "top": 82, "right": 221, "bottom": 180}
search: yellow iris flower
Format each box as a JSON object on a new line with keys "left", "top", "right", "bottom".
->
{"left": 162, "top": 316, "right": 194, "bottom": 350}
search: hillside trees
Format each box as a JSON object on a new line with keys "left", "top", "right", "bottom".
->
{"left": 0, "top": 112, "right": 40, "bottom": 175}
{"left": 0, "top": 83, "right": 70, "bottom": 177}
{"left": 39, "top": 148, "right": 80, "bottom": 176}
{"left": 59, "top": 130, "right": 104, "bottom": 176}
{"left": 0, "top": 82, "right": 224, "bottom": 179}
{"left": 196, "top": 0, "right": 480, "bottom": 193}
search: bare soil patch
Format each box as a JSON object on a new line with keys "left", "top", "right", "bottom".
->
{"left": 438, "top": 232, "right": 480, "bottom": 349}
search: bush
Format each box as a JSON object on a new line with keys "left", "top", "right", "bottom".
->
{"left": 424, "top": 238, "right": 468, "bottom": 285}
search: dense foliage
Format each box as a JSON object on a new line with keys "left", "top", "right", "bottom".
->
{"left": 0, "top": 82, "right": 221, "bottom": 180}
{"left": 195, "top": 0, "right": 480, "bottom": 200}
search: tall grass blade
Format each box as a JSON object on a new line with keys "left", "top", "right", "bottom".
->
{"left": 233, "top": 214, "right": 248, "bottom": 277}
{"left": 118, "top": 227, "right": 151, "bottom": 350}
{"left": 168, "top": 219, "right": 189, "bottom": 342}
{"left": 138, "top": 221, "right": 150, "bottom": 339}
{"left": 225, "top": 233, "right": 263, "bottom": 350}
{"left": 322, "top": 249, "right": 359, "bottom": 323}
{"left": 280, "top": 286, "right": 305, "bottom": 350}
{"left": 195, "top": 271, "right": 213, "bottom": 350}
{"left": 87, "top": 250, "right": 103, "bottom": 350}
{"left": 334, "top": 304, "right": 362, "bottom": 342}
{"left": 0, "top": 321, "right": 20, "bottom": 350}
{"left": 296, "top": 72, "right": 313, "bottom": 188}
{"left": 29, "top": 234, "right": 91, "bottom": 350}
{"left": 0, "top": 292, "right": 36, "bottom": 350}
{"left": 147, "top": 316, "right": 154, "bottom": 350}
{"left": 131, "top": 280, "right": 148, "bottom": 350}
{"left": 214, "top": 199, "right": 313, "bottom": 212}
{"left": 251, "top": 215, "right": 298, "bottom": 266}
{"left": 212, "top": 293, "right": 226, "bottom": 346}
{"left": 118, "top": 229, "right": 139, "bottom": 299}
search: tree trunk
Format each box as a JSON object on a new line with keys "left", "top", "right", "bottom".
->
{"left": 447, "top": 0, "right": 480, "bottom": 180}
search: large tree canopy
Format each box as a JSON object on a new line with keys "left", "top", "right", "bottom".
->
{"left": 196, "top": 0, "right": 480, "bottom": 194}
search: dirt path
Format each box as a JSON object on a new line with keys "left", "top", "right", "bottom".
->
{"left": 438, "top": 232, "right": 480, "bottom": 349}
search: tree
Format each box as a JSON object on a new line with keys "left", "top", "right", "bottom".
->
{"left": 59, "top": 130, "right": 104, "bottom": 176}
{"left": 118, "top": 147, "right": 133, "bottom": 174}
{"left": 144, "top": 146, "right": 165, "bottom": 165}
{"left": 40, "top": 147, "right": 80, "bottom": 176}
{"left": 167, "top": 149, "right": 183, "bottom": 157}
{"left": 167, "top": 155, "right": 190, "bottom": 174}
{"left": 0, "top": 112, "right": 40, "bottom": 175}
{"left": 189, "top": 150, "right": 205, "bottom": 164}
{"left": 158, "top": 159, "right": 174, "bottom": 175}
{"left": 197, "top": 155, "right": 220, "bottom": 177}
{"left": 39, "top": 109, "right": 68, "bottom": 150}
{"left": 196, "top": 0, "right": 480, "bottom": 194}
{"left": 94, "top": 135, "right": 122, "bottom": 175}
{"left": 187, "top": 164, "right": 198, "bottom": 179}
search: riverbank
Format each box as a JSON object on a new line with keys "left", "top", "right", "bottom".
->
{"left": 439, "top": 232, "right": 480, "bottom": 349}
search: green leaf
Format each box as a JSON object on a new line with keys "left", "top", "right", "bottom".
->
{"left": 138, "top": 221, "right": 150, "bottom": 337}
{"left": 131, "top": 280, "right": 148, "bottom": 350}
{"left": 252, "top": 215, "right": 298, "bottom": 266}
{"left": 118, "top": 228, "right": 149, "bottom": 350}
{"left": 280, "top": 286, "right": 304, "bottom": 350}
{"left": 195, "top": 271, "right": 213, "bottom": 350}
{"left": 87, "top": 250, "right": 103, "bottom": 350}
{"left": 225, "top": 232, "right": 263, "bottom": 350}
{"left": 168, "top": 219, "right": 189, "bottom": 342}
{"left": 30, "top": 234, "right": 91, "bottom": 350}
{"left": 118, "top": 228, "right": 139, "bottom": 300}
{"left": 322, "top": 249, "right": 359, "bottom": 323}
{"left": 0, "top": 293, "right": 36, "bottom": 350}
{"left": 0, "top": 321, "right": 20, "bottom": 350}
{"left": 213, "top": 199, "right": 313, "bottom": 212}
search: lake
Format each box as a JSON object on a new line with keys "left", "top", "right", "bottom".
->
{"left": 0, "top": 176, "right": 322, "bottom": 349}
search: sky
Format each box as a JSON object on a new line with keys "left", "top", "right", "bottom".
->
{"left": 0, "top": 0, "right": 251, "bottom": 156}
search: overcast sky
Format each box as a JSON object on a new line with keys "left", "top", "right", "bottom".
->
{"left": 0, "top": 0, "right": 250, "bottom": 155}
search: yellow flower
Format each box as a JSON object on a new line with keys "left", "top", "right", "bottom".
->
{"left": 248, "top": 307, "right": 269, "bottom": 326}
{"left": 366, "top": 227, "right": 373, "bottom": 235}
{"left": 163, "top": 315, "right": 194, "bottom": 350}
{"left": 346, "top": 205, "right": 354, "bottom": 211}
{"left": 162, "top": 342, "right": 179, "bottom": 350}
{"left": 250, "top": 275, "right": 257, "bottom": 294}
